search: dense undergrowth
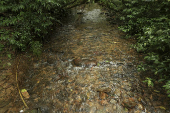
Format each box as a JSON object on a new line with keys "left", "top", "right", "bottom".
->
{"left": 99, "top": 0, "right": 170, "bottom": 97}
{"left": 0, "top": 0, "right": 88, "bottom": 56}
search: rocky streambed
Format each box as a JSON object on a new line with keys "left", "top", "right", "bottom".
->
{"left": 13, "top": 3, "right": 170, "bottom": 113}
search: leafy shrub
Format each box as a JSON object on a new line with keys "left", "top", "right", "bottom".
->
{"left": 30, "top": 41, "right": 42, "bottom": 56}
{"left": 143, "top": 77, "right": 154, "bottom": 87}
{"left": 163, "top": 81, "right": 170, "bottom": 97}
{"left": 0, "top": 43, "right": 4, "bottom": 51}
{"left": 101, "top": 0, "right": 170, "bottom": 97}
{"left": 0, "top": 0, "right": 85, "bottom": 55}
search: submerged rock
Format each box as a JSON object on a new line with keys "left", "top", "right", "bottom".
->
{"left": 96, "top": 87, "right": 112, "bottom": 93}
{"left": 122, "top": 97, "right": 137, "bottom": 109}
{"left": 72, "top": 58, "right": 82, "bottom": 66}
{"left": 136, "top": 103, "right": 144, "bottom": 110}
{"left": 23, "top": 108, "right": 41, "bottom": 113}
{"left": 72, "top": 58, "right": 97, "bottom": 67}
{"left": 114, "top": 89, "right": 121, "bottom": 97}
{"left": 99, "top": 92, "right": 108, "bottom": 100}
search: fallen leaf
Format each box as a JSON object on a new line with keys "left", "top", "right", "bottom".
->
{"left": 159, "top": 106, "right": 166, "bottom": 110}
{"left": 21, "top": 89, "right": 30, "bottom": 99}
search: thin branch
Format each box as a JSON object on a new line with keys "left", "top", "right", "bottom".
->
{"left": 16, "top": 58, "right": 29, "bottom": 109}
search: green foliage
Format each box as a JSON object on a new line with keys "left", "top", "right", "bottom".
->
{"left": 143, "top": 77, "right": 154, "bottom": 87}
{"left": 30, "top": 41, "right": 42, "bottom": 56}
{"left": 101, "top": 0, "right": 170, "bottom": 97}
{"left": 163, "top": 80, "right": 170, "bottom": 97}
{"left": 137, "top": 62, "right": 146, "bottom": 71}
{"left": 0, "top": 43, "right": 4, "bottom": 51}
{"left": 0, "top": 0, "right": 84, "bottom": 55}
{"left": 7, "top": 54, "right": 11, "bottom": 59}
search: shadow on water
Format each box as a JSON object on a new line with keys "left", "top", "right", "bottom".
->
{"left": 22, "top": 3, "right": 170, "bottom": 113}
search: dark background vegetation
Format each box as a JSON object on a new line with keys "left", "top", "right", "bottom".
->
{"left": 99, "top": 0, "right": 170, "bottom": 97}
{"left": 0, "top": 0, "right": 88, "bottom": 55}
{"left": 0, "top": 0, "right": 170, "bottom": 98}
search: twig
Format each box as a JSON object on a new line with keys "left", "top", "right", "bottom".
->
{"left": 16, "top": 58, "right": 29, "bottom": 109}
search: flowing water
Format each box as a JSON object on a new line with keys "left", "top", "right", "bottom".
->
{"left": 22, "top": 3, "right": 170, "bottom": 113}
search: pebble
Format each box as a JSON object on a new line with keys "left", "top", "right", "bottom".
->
{"left": 99, "top": 92, "right": 108, "bottom": 100}
{"left": 72, "top": 58, "right": 97, "bottom": 67}
{"left": 96, "top": 87, "right": 112, "bottom": 92}
{"left": 137, "top": 103, "right": 144, "bottom": 110}
{"left": 100, "top": 100, "right": 108, "bottom": 105}
{"left": 113, "top": 105, "right": 117, "bottom": 110}
{"left": 134, "top": 110, "right": 141, "bottom": 113}
{"left": 72, "top": 58, "right": 82, "bottom": 66}
{"left": 122, "top": 97, "right": 137, "bottom": 109}
{"left": 114, "top": 89, "right": 121, "bottom": 97}
{"left": 76, "top": 95, "right": 82, "bottom": 102}
{"left": 89, "top": 107, "right": 96, "bottom": 113}
{"left": 110, "top": 99, "right": 116, "bottom": 104}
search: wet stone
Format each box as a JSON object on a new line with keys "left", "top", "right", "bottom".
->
{"left": 114, "top": 89, "right": 121, "bottom": 97}
{"left": 96, "top": 87, "right": 112, "bottom": 92}
{"left": 113, "top": 105, "right": 117, "bottom": 110}
{"left": 85, "top": 26, "right": 93, "bottom": 30}
{"left": 24, "top": 108, "right": 41, "bottom": 113}
{"left": 40, "top": 107, "right": 49, "bottom": 113}
{"left": 105, "top": 104, "right": 115, "bottom": 112}
{"left": 116, "top": 62, "right": 124, "bottom": 65}
{"left": 122, "top": 97, "right": 137, "bottom": 109}
{"left": 72, "top": 58, "right": 82, "bottom": 66}
{"left": 47, "top": 56, "right": 57, "bottom": 64}
{"left": 72, "top": 58, "right": 97, "bottom": 67}
{"left": 126, "top": 62, "right": 134, "bottom": 67}
{"left": 99, "top": 92, "right": 108, "bottom": 100}
{"left": 126, "top": 91, "right": 134, "bottom": 97}
{"left": 89, "top": 106, "right": 97, "bottom": 113}
{"left": 100, "top": 100, "right": 109, "bottom": 105}
{"left": 110, "top": 99, "right": 117, "bottom": 104}
{"left": 136, "top": 103, "right": 144, "bottom": 110}
{"left": 33, "top": 63, "right": 40, "bottom": 69}
{"left": 134, "top": 110, "right": 141, "bottom": 113}
{"left": 82, "top": 60, "right": 97, "bottom": 67}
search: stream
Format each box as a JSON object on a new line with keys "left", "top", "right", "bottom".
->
{"left": 21, "top": 3, "right": 170, "bottom": 113}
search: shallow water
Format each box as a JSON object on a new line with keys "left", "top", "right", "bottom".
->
{"left": 23, "top": 3, "right": 170, "bottom": 113}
